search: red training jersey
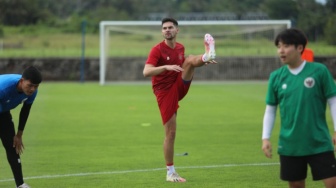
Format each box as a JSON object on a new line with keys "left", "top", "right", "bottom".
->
{"left": 145, "top": 41, "right": 185, "bottom": 92}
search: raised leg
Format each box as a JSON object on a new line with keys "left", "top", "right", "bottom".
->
{"left": 181, "top": 33, "right": 216, "bottom": 81}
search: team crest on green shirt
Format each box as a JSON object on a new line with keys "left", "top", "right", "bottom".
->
{"left": 304, "top": 77, "right": 315, "bottom": 88}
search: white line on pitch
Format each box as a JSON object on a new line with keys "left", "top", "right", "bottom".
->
{"left": 0, "top": 162, "right": 279, "bottom": 182}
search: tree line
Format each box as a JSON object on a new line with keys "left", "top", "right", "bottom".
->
{"left": 0, "top": 0, "right": 335, "bottom": 44}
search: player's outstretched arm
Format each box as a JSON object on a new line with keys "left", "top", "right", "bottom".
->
{"left": 262, "top": 105, "right": 276, "bottom": 158}
{"left": 143, "top": 64, "right": 184, "bottom": 77}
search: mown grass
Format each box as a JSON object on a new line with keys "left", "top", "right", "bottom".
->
{"left": 0, "top": 82, "right": 330, "bottom": 187}
{"left": 0, "top": 26, "right": 334, "bottom": 58}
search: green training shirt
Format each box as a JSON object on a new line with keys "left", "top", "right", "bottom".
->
{"left": 266, "top": 62, "right": 336, "bottom": 156}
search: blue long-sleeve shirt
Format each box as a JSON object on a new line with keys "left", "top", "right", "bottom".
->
{"left": 0, "top": 74, "right": 37, "bottom": 113}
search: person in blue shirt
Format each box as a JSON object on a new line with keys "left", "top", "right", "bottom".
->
{"left": 0, "top": 66, "right": 42, "bottom": 188}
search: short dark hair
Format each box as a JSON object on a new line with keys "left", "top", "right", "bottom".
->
{"left": 274, "top": 28, "right": 307, "bottom": 50}
{"left": 22, "top": 66, "right": 42, "bottom": 84}
{"left": 161, "top": 17, "right": 178, "bottom": 26}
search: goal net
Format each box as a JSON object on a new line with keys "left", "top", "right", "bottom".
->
{"left": 99, "top": 20, "right": 291, "bottom": 85}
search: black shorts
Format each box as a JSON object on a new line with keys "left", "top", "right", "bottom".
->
{"left": 280, "top": 151, "right": 336, "bottom": 181}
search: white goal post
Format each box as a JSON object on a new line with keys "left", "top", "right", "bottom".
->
{"left": 99, "top": 20, "right": 291, "bottom": 85}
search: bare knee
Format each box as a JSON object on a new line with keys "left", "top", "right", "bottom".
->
{"left": 164, "top": 115, "right": 177, "bottom": 140}
{"left": 166, "top": 130, "right": 176, "bottom": 140}
{"left": 182, "top": 56, "right": 193, "bottom": 68}
{"left": 289, "top": 180, "right": 305, "bottom": 188}
{"left": 323, "top": 176, "right": 336, "bottom": 188}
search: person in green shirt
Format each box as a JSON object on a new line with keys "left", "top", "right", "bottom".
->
{"left": 262, "top": 28, "right": 336, "bottom": 188}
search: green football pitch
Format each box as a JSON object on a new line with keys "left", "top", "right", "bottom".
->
{"left": 0, "top": 82, "right": 329, "bottom": 187}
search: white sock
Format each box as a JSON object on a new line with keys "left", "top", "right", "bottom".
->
{"left": 167, "top": 165, "right": 175, "bottom": 175}
{"left": 201, "top": 53, "right": 208, "bottom": 62}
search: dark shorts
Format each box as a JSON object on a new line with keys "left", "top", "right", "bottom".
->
{"left": 280, "top": 151, "right": 336, "bottom": 181}
{"left": 154, "top": 73, "right": 191, "bottom": 125}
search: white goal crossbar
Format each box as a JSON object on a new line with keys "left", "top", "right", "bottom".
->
{"left": 99, "top": 20, "right": 291, "bottom": 85}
